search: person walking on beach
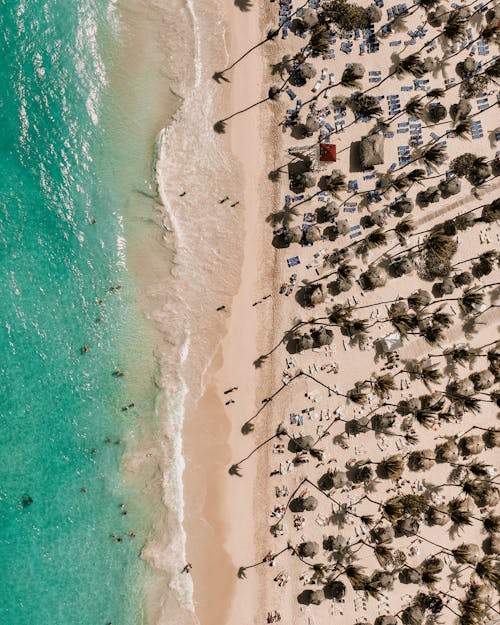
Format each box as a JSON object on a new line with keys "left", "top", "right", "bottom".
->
{"left": 182, "top": 563, "right": 192, "bottom": 574}
{"left": 219, "top": 196, "right": 229, "bottom": 203}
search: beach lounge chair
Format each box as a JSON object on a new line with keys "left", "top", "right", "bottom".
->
{"left": 286, "top": 87, "right": 296, "bottom": 100}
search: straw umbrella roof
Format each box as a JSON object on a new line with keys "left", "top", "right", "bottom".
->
{"left": 298, "top": 333, "right": 314, "bottom": 351}
{"left": 305, "top": 114, "right": 320, "bottom": 133}
{"left": 371, "top": 570, "right": 394, "bottom": 590}
{"left": 449, "top": 377, "right": 475, "bottom": 396}
{"left": 308, "top": 589, "right": 324, "bottom": 605}
{"left": 304, "top": 225, "right": 322, "bottom": 244}
{"left": 361, "top": 266, "right": 387, "bottom": 290}
{"left": 312, "top": 326, "right": 333, "bottom": 346}
{"left": 459, "top": 434, "right": 485, "bottom": 456}
{"left": 298, "top": 541, "right": 319, "bottom": 558}
{"left": 453, "top": 543, "right": 482, "bottom": 565}
{"left": 301, "top": 7, "right": 318, "bottom": 28}
{"left": 303, "top": 495, "right": 318, "bottom": 511}
{"left": 284, "top": 226, "right": 303, "bottom": 245}
{"left": 332, "top": 470, "right": 348, "bottom": 489}
{"left": 400, "top": 567, "right": 422, "bottom": 584}
{"left": 435, "top": 440, "right": 459, "bottom": 462}
{"left": 439, "top": 178, "right": 461, "bottom": 197}
{"left": 324, "top": 579, "right": 346, "bottom": 600}
{"left": 360, "top": 134, "right": 385, "bottom": 168}
{"left": 408, "top": 449, "right": 435, "bottom": 471}
{"left": 316, "top": 201, "right": 339, "bottom": 223}
{"left": 426, "top": 506, "right": 448, "bottom": 526}
{"left": 294, "top": 435, "right": 315, "bottom": 451}
{"left": 308, "top": 284, "right": 325, "bottom": 305}
{"left": 450, "top": 98, "right": 471, "bottom": 121}
{"left": 401, "top": 605, "right": 425, "bottom": 625}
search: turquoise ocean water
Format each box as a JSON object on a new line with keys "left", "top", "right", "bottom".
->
{"left": 0, "top": 1, "right": 163, "bottom": 624}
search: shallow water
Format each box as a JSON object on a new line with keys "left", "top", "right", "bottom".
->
{"left": 0, "top": 1, "right": 170, "bottom": 623}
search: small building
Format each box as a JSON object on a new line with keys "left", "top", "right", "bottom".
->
{"left": 319, "top": 143, "right": 336, "bottom": 162}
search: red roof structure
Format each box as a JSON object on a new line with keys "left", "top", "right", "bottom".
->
{"left": 319, "top": 143, "right": 336, "bottom": 162}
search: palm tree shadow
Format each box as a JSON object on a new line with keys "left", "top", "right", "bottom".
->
{"left": 234, "top": 0, "right": 253, "bottom": 10}
{"left": 253, "top": 354, "right": 268, "bottom": 368}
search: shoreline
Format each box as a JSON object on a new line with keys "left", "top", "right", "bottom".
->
{"left": 181, "top": 0, "right": 280, "bottom": 623}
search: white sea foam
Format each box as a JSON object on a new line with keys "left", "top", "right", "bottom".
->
{"left": 138, "top": 0, "right": 245, "bottom": 621}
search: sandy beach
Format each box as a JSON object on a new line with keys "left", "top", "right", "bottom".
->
{"left": 174, "top": 1, "right": 500, "bottom": 625}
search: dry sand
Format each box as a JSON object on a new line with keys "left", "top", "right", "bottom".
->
{"left": 180, "top": 1, "right": 500, "bottom": 625}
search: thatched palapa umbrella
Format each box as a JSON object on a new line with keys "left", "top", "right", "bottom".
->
{"left": 401, "top": 605, "right": 425, "bottom": 625}
{"left": 293, "top": 435, "right": 315, "bottom": 451}
{"left": 435, "top": 440, "right": 459, "bottom": 462}
{"left": 298, "top": 540, "right": 319, "bottom": 558}
{"left": 308, "top": 284, "right": 324, "bottom": 305}
{"left": 316, "top": 201, "right": 339, "bottom": 223}
{"left": 305, "top": 114, "right": 320, "bottom": 134}
{"left": 298, "top": 333, "right": 314, "bottom": 351}
{"left": 304, "top": 225, "right": 322, "bottom": 244}
{"left": 360, "top": 134, "right": 385, "bottom": 168}
{"left": 312, "top": 326, "right": 333, "bottom": 346}
{"left": 284, "top": 226, "right": 303, "bottom": 245}
{"left": 302, "top": 495, "right": 318, "bottom": 511}
{"left": 459, "top": 434, "right": 485, "bottom": 456}
{"left": 408, "top": 449, "right": 435, "bottom": 472}
{"left": 360, "top": 266, "right": 387, "bottom": 290}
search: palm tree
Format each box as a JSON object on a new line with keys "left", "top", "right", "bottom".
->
{"left": 337, "top": 262, "right": 356, "bottom": 282}
{"left": 343, "top": 564, "right": 369, "bottom": 591}
{"left": 344, "top": 318, "right": 370, "bottom": 339}
{"left": 448, "top": 497, "right": 473, "bottom": 529}
{"left": 422, "top": 144, "right": 447, "bottom": 169}
{"left": 405, "top": 96, "right": 424, "bottom": 118}
{"left": 452, "top": 543, "right": 482, "bottom": 565}
{"left": 442, "top": 9, "right": 468, "bottom": 41}
{"left": 357, "top": 228, "right": 387, "bottom": 254}
{"left": 414, "top": 408, "right": 438, "bottom": 429}
{"left": 475, "top": 557, "right": 500, "bottom": 591}
{"left": 442, "top": 345, "right": 478, "bottom": 366}
{"left": 394, "top": 217, "right": 415, "bottom": 245}
{"left": 371, "top": 374, "right": 397, "bottom": 398}
{"left": 458, "top": 289, "right": 484, "bottom": 315}
{"left": 423, "top": 233, "right": 457, "bottom": 263}
{"left": 419, "top": 324, "right": 445, "bottom": 345}
{"left": 378, "top": 454, "right": 405, "bottom": 480}
{"left": 410, "top": 360, "right": 443, "bottom": 389}
{"left": 482, "top": 513, "right": 500, "bottom": 534}
{"left": 328, "top": 303, "right": 353, "bottom": 325}
{"left": 347, "top": 388, "right": 368, "bottom": 405}
{"left": 431, "top": 309, "right": 453, "bottom": 329}
{"left": 373, "top": 544, "right": 394, "bottom": 567}
{"left": 324, "top": 171, "right": 347, "bottom": 197}
{"left": 309, "top": 24, "right": 330, "bottom": 56}
{"left": 407, "top": 289, "right": 432, "bottom": 311}
{"left": 387, "top": 305, "right": 419, "bottom": 337}
{"left": 453, "top": 118, "right": 472, "bottom": 140}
